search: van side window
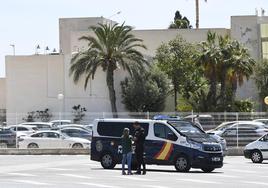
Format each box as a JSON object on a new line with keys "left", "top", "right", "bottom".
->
{"left": 154, "top": 123, "right": 177, "bottom": 141}
{"left": 97, "top": 122, "right": 149, "bottom": 137}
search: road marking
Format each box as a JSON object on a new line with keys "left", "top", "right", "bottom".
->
{"left": 58, "top": 173, "right": 92, "bottom": 179}
{"left": 230, "top": 169, "right": 258, "bottom": 174}
{"left": 142, "top": 185, "right": 170, "bottom": 188}
{"left": 114, "top": 175, "right": 156, "bottom": 181}
{"left": 176, "top": 178, "right": 219, "bottom": 184}
{"left": 241, "top": 181, "right": 268, "bottom": 186}
{"left": 46, "top": 167, "right": 75, "bottom": 171}
{"left": 210, "top": 174, "right": 239, "bottom": 178}
{"left": 7, "top": 172, "right": 37, "bottom": 177}
{"left": 13, "top": 180, "right": 51, "bottom": 185}
{"left": 78, "top": 182, "right": 121, "bottom": 188}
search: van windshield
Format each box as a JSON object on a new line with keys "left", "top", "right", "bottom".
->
{"left": 168, "top": 120, "right": 205, "bottom": 137}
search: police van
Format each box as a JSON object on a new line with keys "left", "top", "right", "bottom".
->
{"left": 91, "top": 118, "right": 223, "bottom": 173}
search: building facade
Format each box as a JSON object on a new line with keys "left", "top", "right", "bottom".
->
{"left": 1, "top": 15, "right": 268, "bottom": 124}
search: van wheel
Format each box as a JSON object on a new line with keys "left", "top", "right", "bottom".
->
{"left": 251, "top": 150, "right": 263, "bottom": 163}
{"left": 174, "top": 155, "right": 191, "bottom": 172}
{"left": 201, "top": 167, "right": 215, "bottom": 173}
{"left": 101, "top": 153, "right": 116, "bottom": 169}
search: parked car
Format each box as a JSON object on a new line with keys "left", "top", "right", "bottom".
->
{"left": 183, "top": 114, "right": 215, "bottom": 130}
{"left": 57, "top": 124, "right": 91, "bottom": 132}
{"left": 18, "top": 130, "right": 91, "bottom": 149}
{"left": 50, "top": 120, "right": 72, "bottom": 128}
{"left": 8, "top": 125, "right": 38, "bottom": 137}
{"left": 206, "top": 121, "right": 238, "bottom": 135}
{"left": 253, "top": 119, "right": 268, "bottom": 128}
{"left": 60, "top": 127, "right": 92, "bottom": 140}
{"left": 244, "top": 133, "right": 268, "bottom": 163}
{"left": 20, "top": 122, "right": 52, "bottom": 130}
{"left": 0, "top": 128, "right": 16, "bottom": 148}
{"left": 219, "top": 121, "right": 268, "bottom": 147}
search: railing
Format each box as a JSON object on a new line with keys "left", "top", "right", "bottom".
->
{"left": 1, "top": 111, "right": 268, "bottom": 149}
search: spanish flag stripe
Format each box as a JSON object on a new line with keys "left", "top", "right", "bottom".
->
{"left": 155, "top": 142, "right": 173, "bottom": 160}
{"left": 154, "top": 142, "right": 167, "bottom": 159}
{"left": 164, "top": 143, "right": 173, "bottom": 160}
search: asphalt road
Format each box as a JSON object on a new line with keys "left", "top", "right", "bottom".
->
{"left": 0, "top": 155, "right": 268, "bottom": 188}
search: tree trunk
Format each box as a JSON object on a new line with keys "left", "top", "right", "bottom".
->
{"left": 174, "top": 84, "right": 178, "bottom": 112}
{"left": 106, "top": 64, "right": 118, "bottom": 118}
{"left": 195, "top": 0, "right": 199, "bottom": 29}
{"left": 220, "top": 70, "right": 227, "bottom": 110}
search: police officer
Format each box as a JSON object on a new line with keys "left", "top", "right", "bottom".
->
{"left": 133, "top": 121, "right": 146, "bottom": 175}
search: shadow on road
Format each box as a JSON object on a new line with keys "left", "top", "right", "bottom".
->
{"left": 91, "top": 167, "right": 223, "bottom": 174}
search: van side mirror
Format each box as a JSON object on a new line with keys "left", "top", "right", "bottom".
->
{"left": 167, "top": 133, "right": 177, "bottom": 141}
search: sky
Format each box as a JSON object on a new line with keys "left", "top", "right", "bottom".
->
{"left": 0, "top": 0, "right": 268, "bottom": 77}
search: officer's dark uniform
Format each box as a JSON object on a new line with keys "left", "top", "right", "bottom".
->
{"left": 134, "top": 127, "right": 146, "bottom": 174}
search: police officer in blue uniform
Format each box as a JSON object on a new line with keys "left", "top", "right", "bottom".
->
{"left": 133, "top": 121, "right": 146, "bottom": 175}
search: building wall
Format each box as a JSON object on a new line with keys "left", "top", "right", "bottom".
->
{"left": 0, "top": 78, "right": 6, "bottom": 109}
{"left": 231, "top": 16, "right": 261, "bottom": 107}
{"left": 5, "top": 55, "right": 64, "bottom": 124}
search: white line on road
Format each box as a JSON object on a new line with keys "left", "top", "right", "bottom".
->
{"left": 142, "top": 185, "right": 170, "bottom": 188}
{"left": 176, "top": 178, "right": 220, "bottom": 184}
{"left": 78, "top": 182, "right": 122, "bottom": 188}
{"left": 114, "top": 175, "right": 156, "bottom": 181}
{"left": 46, "top": 167, "right": 75, "bottom": 171}
{"left": 7, "top": 172, "right": 37, "bottom": 177}
{"left": 58, "top": 173, "right": 92, "bottom": 179}
{"left": 230, "top": 169, "right": 258, "bottom": 174}
{"left": 210, "top": 174, "right": 239, "bottom": 178}
{"left": 241, "top": 181, "right": 268, "bottom": 186}
{"left": 13, "top": 180, "right": 52, "bottom": 185}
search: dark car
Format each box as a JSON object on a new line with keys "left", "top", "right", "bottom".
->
{"left": 0, "top": 128, "right": 16, "bottom": 148}
{"left": 60, "top": 127, "right": 92, "bottom": 140}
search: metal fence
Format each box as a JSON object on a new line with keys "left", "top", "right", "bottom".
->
{"left": 1, "top": 111, "right": 268, "bottom": 149}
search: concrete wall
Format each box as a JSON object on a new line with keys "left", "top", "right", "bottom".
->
{"left": 5, "top": 55, "right": 64, "bottom": 124}
{"left": 0, "top": 78, "right": 6, "bottom": 109}
{"left": 231, "top": 16, "right": 261, "bottom": 106}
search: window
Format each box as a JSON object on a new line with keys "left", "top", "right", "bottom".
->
{"left": 17, "top": 127, "right": 28, "bottom": 131}
{"left": 261, "top": 24, "right": 268, "bottom": 38}
{"left": 97, "top": 122, "right": 149, "bottom": 137}
{"left": 31, "top": 133, "right": 43, "bottom": 138}
{"left": 154, "top": 123, "right": 177, "bottom": 141}
{"left": 45, "top": 132, "right": 60, "bottom": 138}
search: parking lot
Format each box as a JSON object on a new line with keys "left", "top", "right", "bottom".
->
{"left": 0, "top": 155, "right": 267, "bottom": 188}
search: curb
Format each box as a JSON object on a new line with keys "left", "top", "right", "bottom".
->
{"left": 0, "top": 149, "right": 90, "bottom": 155}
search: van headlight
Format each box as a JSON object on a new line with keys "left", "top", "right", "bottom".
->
{"left": 188, "top": 140, "right": 203, "bottom": 151}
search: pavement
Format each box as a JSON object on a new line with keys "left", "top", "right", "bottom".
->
{"left": 0, "top": 155, "right": 268, "bottom": 188}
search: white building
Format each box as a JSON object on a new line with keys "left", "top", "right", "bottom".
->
{"left": 1, "top": 15, "right": 268, "bottom": 124}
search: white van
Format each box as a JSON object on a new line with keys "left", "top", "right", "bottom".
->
{"left": 91, "top": 119, "right": 223, "bottom": 173}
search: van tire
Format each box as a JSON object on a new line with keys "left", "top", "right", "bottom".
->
{"left": 251, "top": 150, "right": 263, "bottom": 163}
{"left": 174, "top": 155, "right": 191, "bottom": 172}
{"left": 201, "top": 167, "right": 215, "bottom": 173}
{"left": 100, "top": 153, "right": 116, "bottom": 169}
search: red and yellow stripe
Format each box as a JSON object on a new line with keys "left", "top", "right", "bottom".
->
{"left": 154, "top": 142, "right": 173, "bottom": 160}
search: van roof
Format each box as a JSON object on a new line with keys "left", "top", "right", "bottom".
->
{"left": 95, "top": 118, "right": 165, "bottom": 123}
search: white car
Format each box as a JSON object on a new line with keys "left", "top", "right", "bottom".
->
{"left": 18, "top": 131, "right": 91, "bottom": 149}
{"left": 50, "top": 120, "right": 72, "bottom": 128}
{"left": 244, "top": 133, "right": 268, "bottom": 163}
{"left": 8, "top": 125, "right": 38, "bottom": 137}
{"left": 253, "top": 119, "right": 268, "bottom": 128}
{"left": 206, "top": 121, "right": 237, "bottom": 135}
{"left": 20, "top": 122, "right": 53, "bottom": 130}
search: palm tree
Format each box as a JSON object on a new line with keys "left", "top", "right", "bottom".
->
{"left": 196, "top": 31, "right": 220, "bottom": 108}
{"left": 195, "top": 0, "right": 207, "bottom": 29}
{"left": 69, "top": 23, "right": 147, "bottom": 117}
{"left": 227, "top": 41, "right": 255, "bottom": 103}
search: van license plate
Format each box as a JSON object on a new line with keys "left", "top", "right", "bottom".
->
{"left": 212, "top": 157, "right": 221, "bottom": 162}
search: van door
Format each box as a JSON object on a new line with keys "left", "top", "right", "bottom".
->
{"left": 259, "top": 135, "right": 268, "bottom": 159}
{"left": 146, "top": 123, "right": 177, "bottom": 164}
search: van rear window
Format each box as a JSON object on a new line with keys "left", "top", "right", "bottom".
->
{"left": 97, "top": 122, "right": 149, "bottom": 137}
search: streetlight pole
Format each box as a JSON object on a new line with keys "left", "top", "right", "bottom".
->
{"left": 57, "top": 94, "right": 64, "bottom": 121}
{"left": 10, "top": 44, "right": 15, "bottom": 56}
{"left": 107, "top": 11, "right": 121, "bottom": 25}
